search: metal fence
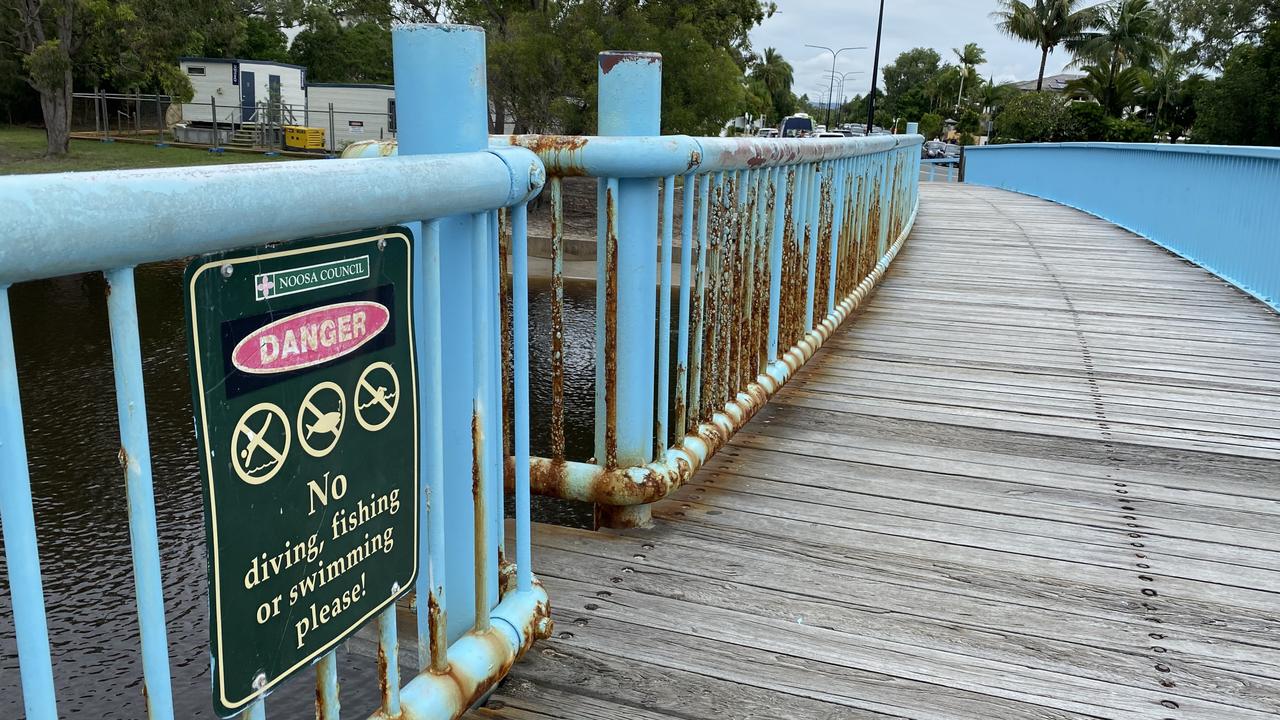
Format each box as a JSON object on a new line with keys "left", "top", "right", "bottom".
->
{"left": 921, "top": 157, "right": 960, "bottom": 183}
{"left": 0, "top": 24, "right": 923, "bottom": 720}
{"left": 497, "top": 53, "right": 923, "bottom": 527}
{"left": 73, "top": 92, "right": 396, "bottom": 153}
{"left": 2, "top": 25, "right": 547, "bottom": 720}
{"left": 964, "top": 142, "right": 1280, "bottom": 311}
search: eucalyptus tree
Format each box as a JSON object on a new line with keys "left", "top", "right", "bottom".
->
{"left": 992, "top": 0, "right": 1099, "bottom": 91}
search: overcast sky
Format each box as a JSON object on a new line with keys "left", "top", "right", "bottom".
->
{"left": 750, "top": 0, "right": 1081, "bottom": 101}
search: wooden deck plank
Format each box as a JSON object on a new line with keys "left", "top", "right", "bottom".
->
{"left": 473, "top": 183, "right": 1280, "bottom": 718}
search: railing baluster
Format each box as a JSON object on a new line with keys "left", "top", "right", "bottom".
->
{"left": 316, "top": 650, "right": 339, "bottom": 720}
{"left": 487, "top": 208, "right": 505, "bottom": 582}
{"left": 687, "top": 175, "right": 711, "bottom": 429}
{"left": 0, "top": 286, "right": 58, "bottom": 720}
{"left": 549, "top": 178, "right": 566, "bottom": 463}
{"left": 766, "top": 167, "right": 787, "bottom": 361}
{"left": 471, "top": 210, "right": 492, "bottom": 631}
{"left": 804, "top": 162, "right": 822, "bottom": 332}
{"left": 104, "top": 266, "right": 176, "bottom": 720}
{"left": 414, "top": 218, "right": 451, "bottom": 674}
{"left": 511, "top": 202, "right": 533, "bottom": 593}
{"left": 377, "top": 606, "right": 401, "bottom": 715}
{"left": 827, "top": 160, "right": 846, "bottom": 315}
{"left": 243, "top": 697, "right": 265, "bottom": 720}
{"left": 674, "top": 172, "right": 696, "bottom": 438}
{"left": 656, "top": 175, "right": 675, "bottom": 456}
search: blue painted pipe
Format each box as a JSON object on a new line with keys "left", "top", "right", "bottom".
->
{"left": 104, "top": 266, "right": 176, "bottom": 720}
{"left": 0, "top": 287, "right": 58, "bottom": 719}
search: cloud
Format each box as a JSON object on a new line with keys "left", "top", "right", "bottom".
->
{"left": 750, "top": 0, "right": 1079, "bottom": 101}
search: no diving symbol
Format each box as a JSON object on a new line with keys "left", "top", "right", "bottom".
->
{"left": 297, "top": 381, "right": 346, "bottom": 458}
{"left": 232, "top": 403, "right": 291, "bottom": 485}
{"left": 355, "top": 361, "right": 399, "bottom": 432}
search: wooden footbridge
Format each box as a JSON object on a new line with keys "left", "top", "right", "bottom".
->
{"left": 469, "top": 183, "right": 1280, "bottom": 720}
{"left": 2, "top": 28, "right": 1277, "bottom": 720}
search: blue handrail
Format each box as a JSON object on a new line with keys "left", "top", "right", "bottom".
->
{"left": 964, "top": 142, "right": 1280, "bottom": 311}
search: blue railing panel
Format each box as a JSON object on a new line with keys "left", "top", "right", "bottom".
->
{"left": 964, "top": 142, "right": 1280, "bottom": 311}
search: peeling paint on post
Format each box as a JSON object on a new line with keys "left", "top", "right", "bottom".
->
{"left": 594, "top": 51, "right": 661, "bottom": 528}
{"left": 392, "top": 21, "right": 495, "bottom": 654}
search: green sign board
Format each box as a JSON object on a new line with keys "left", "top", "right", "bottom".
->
{"left": 185, "top": 228, "right": 419, "bottom": 716}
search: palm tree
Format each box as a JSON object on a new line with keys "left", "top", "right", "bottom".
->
{"left": 1067, "top": 0, "right": 1162, "bottom": 70}
{"left": 752, "top": 48, "right": 794, "bottom": 99}
{"left": 953, "top": 42, "right": 987, "bottom": 108}
{"left": 751, "top": 48, "right": 796, "bottom": 123}
{"left": 992, "top": 0, "right": 1099, "bottom": 91}
{"left": 1067, "top": 56, "right": 1148, "bottom": 115}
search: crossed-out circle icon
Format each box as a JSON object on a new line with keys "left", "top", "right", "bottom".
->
{"left": 231, "top": 402, "right": 291, "bottom": 485}
{"left": 297, "top": 381, "right": 346, "bottom": 457}
{"left": 230, "top": 361, "right": 400, "bottom": 485}
{"left": 355, "top": 361, "right": 400, "bottom": 432}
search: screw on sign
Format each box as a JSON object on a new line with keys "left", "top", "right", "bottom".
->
{"left": 185, "top": 228, "right": 418, "bottom": 716}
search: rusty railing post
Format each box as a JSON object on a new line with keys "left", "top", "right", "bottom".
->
{"left": 594, "top": 51, "right": 662, "bottom": 529}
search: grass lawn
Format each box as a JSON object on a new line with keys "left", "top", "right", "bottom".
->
{"left": 0, "top": 126, "right": 295, "bottom": 175}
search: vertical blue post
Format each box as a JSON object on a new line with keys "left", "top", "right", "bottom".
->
{"left": 0, "top": 287, "right": 57, "bottom": 719}
{"left": 104, "top": 267, "right": 175, "bottom": 720}
{"left": 655, "top": 176, "right": 674, "bottom": 456}
{"left": 511, "top": 203, "right": 533, "bottom": 592}
{"left": 674, "top": 172, "right": 695, "bottom": 436}
{"left": 766, "top": 166, "right": 787, "bottom": 362}
{"left": 804, "top": 163, "right": 822, "bottom": 331}
{"left": 595, "top": 51, "right": 661, "bottom": 528}
{"left": 393, "top": 22, "right": 491, "bottom": 645}
{"left": 826, "top": 161, "right": 847, "bottom": 315}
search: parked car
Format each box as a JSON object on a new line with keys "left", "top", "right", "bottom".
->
{"left": 922, "top": 141, "right": 949, "bottom": 159}
{"left": 756, "top": 128, "right": 780, "bottom": 138}
{"left": 814, "top": 131, "right": 846, "bottom": 138}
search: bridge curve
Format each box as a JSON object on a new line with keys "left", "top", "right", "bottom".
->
{"left": 472, "top": 183, "right": 1280, "bottom": 719}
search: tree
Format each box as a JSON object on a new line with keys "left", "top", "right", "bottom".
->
{"left": 1141, "top": 46, "right": 1202, "bottom": 139}
{"left": 918, "top": 112, "right": 943, "bottom": 139}
{"left": 1068, "top": 0, "right": 1162, "bottom": 69}
{"left": 1193, "top": 20, "right": 1280, "bottom": 144}
{"left": 5, "top": 0, "right": 81, "bottom": 155}
{"left": 952, "top": 42, "right": 986, "bottom": 108}
{"left": 1164, "top": 0, "right": 1278, "bottom": 68}
{"left": 751, "top": 47, "right": 795, "bottom": 125}
{"left": 1067, "top": 55, "right": 1149, "bottom": 116}
{"left": 993, "top": 90, "right": 1067, "bottom": 141}
{"left": 992, "top": 0, "right": 1098, "bottom": 91}
{"left": 882, "top": 47, "right": 941, "bottom": 118}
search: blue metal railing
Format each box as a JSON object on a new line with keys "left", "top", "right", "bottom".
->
{"left": 0, "top": 24, "right": 549, "bottom": 720}
{"left": 921, "top": 156, "right": 960, "bottom": 182}
{"left": 344, "top": 63, "right": 923, "bottom": 528}
{"left": 500, "top": 54, "right": 923, "bottom": 527}
{"left": 964, "top": 142, "right": 1280, "bottom": 311}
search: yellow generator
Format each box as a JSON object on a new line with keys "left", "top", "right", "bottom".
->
{"left": 283, "top": 126, "right": 326, "bottom": 151}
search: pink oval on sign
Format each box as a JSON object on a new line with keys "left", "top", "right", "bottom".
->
{"left": 232, "top": 301, "right": 390, "bottom": 375}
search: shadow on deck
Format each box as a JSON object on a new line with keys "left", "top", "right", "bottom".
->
{"left": 467, "top": 183, "right": 1280, "bottom": 719}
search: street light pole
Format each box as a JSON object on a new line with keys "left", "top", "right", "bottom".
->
{"left": 806, "top": 43, "right": 865, "bottom": 129}
{"left": 867, "top": 0, "right": 886, "bottom": 132}
{"left": 824, "top": 70, "right": 864, "bottom": 126}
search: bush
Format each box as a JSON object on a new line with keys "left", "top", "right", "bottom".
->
{"left": 1105, "top": 118, "right": 1154, "bottom": 142}
{"left": 1058, "top": 102, "right": 1109, "bottom": 142}
{"left": 993, "top": 92, "right": 1067, "bottom": 143}
{"left": 918, "top": 112, "right": 943, "bottom": 139}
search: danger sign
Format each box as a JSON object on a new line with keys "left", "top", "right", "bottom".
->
{"left": 185, "top": 228, "right": 418, "bottom": 716}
